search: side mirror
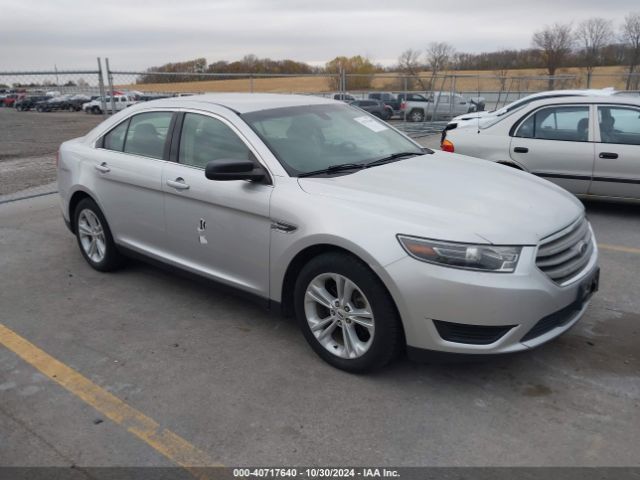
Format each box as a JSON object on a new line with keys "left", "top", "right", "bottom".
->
{"left": 205, "top": 159, "right": 266, "bottom": 181}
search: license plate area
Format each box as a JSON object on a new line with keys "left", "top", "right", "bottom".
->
{"left": 578, "top": 267, "right": 600, "bottom": 305}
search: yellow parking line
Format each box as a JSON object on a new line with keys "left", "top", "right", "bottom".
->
{"left": 599, "top": 243, "right": 640, "bottom": 255}
{"left": 0, "top": 323, "right": 219, "bottom": 478}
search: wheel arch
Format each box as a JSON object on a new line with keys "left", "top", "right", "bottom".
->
{"left": 67, "top": 189, "right": 99, "bottom": 233}
{"left": 279, "top": 244, "right": 403, "bottom": 337}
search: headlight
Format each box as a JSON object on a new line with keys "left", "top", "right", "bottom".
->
{"left": 397, "top": 235, "right": 521, "bottom": 272}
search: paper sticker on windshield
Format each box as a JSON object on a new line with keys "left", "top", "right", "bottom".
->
{"left": 354, "top": 116, "right": 388, "bottom": 132}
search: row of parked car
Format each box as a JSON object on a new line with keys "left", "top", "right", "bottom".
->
{"left": 331, "top": 91, "right": 486, "bottom": 122}
{"left": 0, "top": 90, "right": 175, "bottom": 114}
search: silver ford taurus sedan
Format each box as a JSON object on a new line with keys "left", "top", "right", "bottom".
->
{"left": 57, "top": 93, "right": 600, "bottom": 372}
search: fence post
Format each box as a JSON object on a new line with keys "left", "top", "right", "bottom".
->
{"left": 96, "top": 57, "right": 107, "bottom": 116}
{"left": 403, "top": 75, "right": 408, "bottom": 125}
{"left": 450, "top": 75, "right": 456, "bottom": 116}
{"left": 249, "top": 74, "right": 254, "bottom": 93}
{"left": 341, "top": 69, "right": 347, "bottom": 99}
{"left": 106, "top": 58, "right": 116, "bottom": 115}
{"left": 587, "top": 70, "right": 592, "bottom": 89}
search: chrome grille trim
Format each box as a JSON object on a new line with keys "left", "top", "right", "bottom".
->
{"left": 536, "top": 216, "right": 594, "bottom": 285}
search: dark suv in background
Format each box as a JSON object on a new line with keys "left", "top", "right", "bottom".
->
{"left": 349, "top": 99, "right": 391, "bottom": 120}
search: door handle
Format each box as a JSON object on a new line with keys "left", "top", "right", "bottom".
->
{"left": 166, "top": 178, "right": 190, "bottom": 190}
{"left": 599, "top": 152, "right": 618, "bottom": 159}
{"left": 513, "top": 147, "right": 529, "bottom": 153}
{"left": 94, "top": 162, "right": 110, "bottom": 173}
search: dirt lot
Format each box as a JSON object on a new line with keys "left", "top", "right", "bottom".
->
{"left": 0, "top": 108, "right": 103, "bottom": 195}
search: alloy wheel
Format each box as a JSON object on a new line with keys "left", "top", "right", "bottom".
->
{"left": 77, "top": 209, "right": 106, "bottom": 263}
{"left": 304, "top": 273, "right": 375, "bottom": 359}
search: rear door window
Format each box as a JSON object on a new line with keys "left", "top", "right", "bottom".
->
{"left": 598, "top": 106, "right": 640, "bottom": 145}
{"left": 122, "top": 112, "right": 173, "bottom": 160}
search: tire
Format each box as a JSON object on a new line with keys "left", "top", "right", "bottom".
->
{"left": 74, "top": 198, "right": 123, "bottom": 272}
{"left": 16, "top": 105, "right": 24, "bottom": 111}
{"left": 36, "top": 106, "right": 43, "bottom": 113}
{"left": 383, "top": 109, "right": 392, "bottom": 121}
{"left": 91, "top": 106, "right": 101, "bottom": 114}
{"left": 294, "top": 252, "right": 402, "bottom": 372}
{"left": 409, "top": 109, "right": 424, "bottom": 122}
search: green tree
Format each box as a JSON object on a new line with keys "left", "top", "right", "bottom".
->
{"left": 325, "top": 55, "right": 378, "bottom": 91}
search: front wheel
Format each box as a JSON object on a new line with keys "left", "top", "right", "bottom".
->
{"left": 294, "top": 253, "right": 402, "bottom": 372}
{"left": 74, "top": 198, "right": 123, "bottom": 272}
{"left": 409, "top": 109, "right": 424, "bottom": 122}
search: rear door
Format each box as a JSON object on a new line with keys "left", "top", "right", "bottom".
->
{"left": 161, "top": 111, "right": 273, "bottom": 297}
{"left": 589, "top": 104, "right": 640, "bottom": 199}
{"left": 91, "top": 110, "right": 175, "bottom": 253}
{"left": 509, "top": 104, "right": 595, "bottom": 195}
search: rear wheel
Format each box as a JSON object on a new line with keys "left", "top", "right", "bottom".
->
{"left": 294, "top": 252, "right": 402, "bottom": 372}
{"left": 91, "top": 106, "right": 101, "bottom": 114}
{"left": 74, "top": 198, "right": 123, "bottom": 272}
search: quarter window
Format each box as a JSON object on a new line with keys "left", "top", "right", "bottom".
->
{"left": 515, "top": 106, "right": 590, "bottom": 142}
{"left": 102, "top": 119, "right": 129, "bottom": 152}
{"left": 123, "top": 112, "right": 173, "bottom": 160}
{"left": 598, "top": 106, "right": 640, "bottom": 145}
{"left": 178, "top": 113, "right": 252, "bottom": 169}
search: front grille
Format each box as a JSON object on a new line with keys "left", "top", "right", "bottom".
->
{"left": 536, "top": 216, "right": 594, "bottom": 285}
{"left": 433, "top": 320, "right": 515, "bottom": 345}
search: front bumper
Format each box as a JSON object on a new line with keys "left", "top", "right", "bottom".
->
{"left": 381, "top": 243, "right": 599, "bottom": 355}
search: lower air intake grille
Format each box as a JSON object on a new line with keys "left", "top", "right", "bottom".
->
{"left": 536, "top": 216, "right": 594, "bottom": 285}
{"left": 521, "top": 300, "right": 581, "bottom": 342}
{"left": 433, "top": 320, "right": 515, "bottom": 345}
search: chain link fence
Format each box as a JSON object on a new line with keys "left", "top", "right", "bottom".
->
{"left": 1, "top": 59, "right": 639, "bottom": 139}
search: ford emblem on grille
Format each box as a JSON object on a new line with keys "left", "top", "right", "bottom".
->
{"left": 576, "top": 241, "right": 588, "bottom": 256}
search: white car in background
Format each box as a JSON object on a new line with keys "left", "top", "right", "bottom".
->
{"left": 449, "top": 88, "right": 617, "bottom": 128}
{"left": 441, "top": 95, "right": 640, "bottom": 200}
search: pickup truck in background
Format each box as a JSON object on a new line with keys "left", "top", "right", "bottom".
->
{"left": 400, "top": 92, "right": 475, "bottom": 122}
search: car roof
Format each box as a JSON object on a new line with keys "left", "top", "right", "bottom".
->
{"left": 525, "top": 95, "right": 640, "bottom": 107}
{"left": 523, "top": 88, "right": 617, "bottom": 99}
{"left": 136, "top": 93, "right": 338, "bottom": 114}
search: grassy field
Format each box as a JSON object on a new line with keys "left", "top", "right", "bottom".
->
{"left": 117, "top": 65, "right": 634, "bottom": 94}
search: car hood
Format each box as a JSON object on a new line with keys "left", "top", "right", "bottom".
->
{"left": 297, "top": 154, "right": 584, "bottom": 245}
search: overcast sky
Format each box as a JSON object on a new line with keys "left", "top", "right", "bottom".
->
{"left": 0, "top": 0, "right": 637, "bottom": 71}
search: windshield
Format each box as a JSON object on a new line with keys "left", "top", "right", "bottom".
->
{"left": 243, "top": 104, "right": 422, "bottom": 176}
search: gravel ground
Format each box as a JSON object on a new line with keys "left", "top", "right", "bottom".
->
{"left": 0, "top": 108, "right": 103, "bottom": 195}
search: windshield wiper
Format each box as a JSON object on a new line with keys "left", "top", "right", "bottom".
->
{"left": 297, "top": 163, "right": 365, "bottom": 178}
{"left": 364, "top": 151, "right": 421, "bottom": 168}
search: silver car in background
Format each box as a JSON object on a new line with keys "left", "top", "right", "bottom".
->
{"left": 57, "top": 94, "right": 599, "bottom": 372}
{"left": 442, "top": 95, "right": 640, "bottom": 200}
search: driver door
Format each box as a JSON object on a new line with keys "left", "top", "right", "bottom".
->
{"left": 162, "top": 112, "right": 273, "bottom": 297}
